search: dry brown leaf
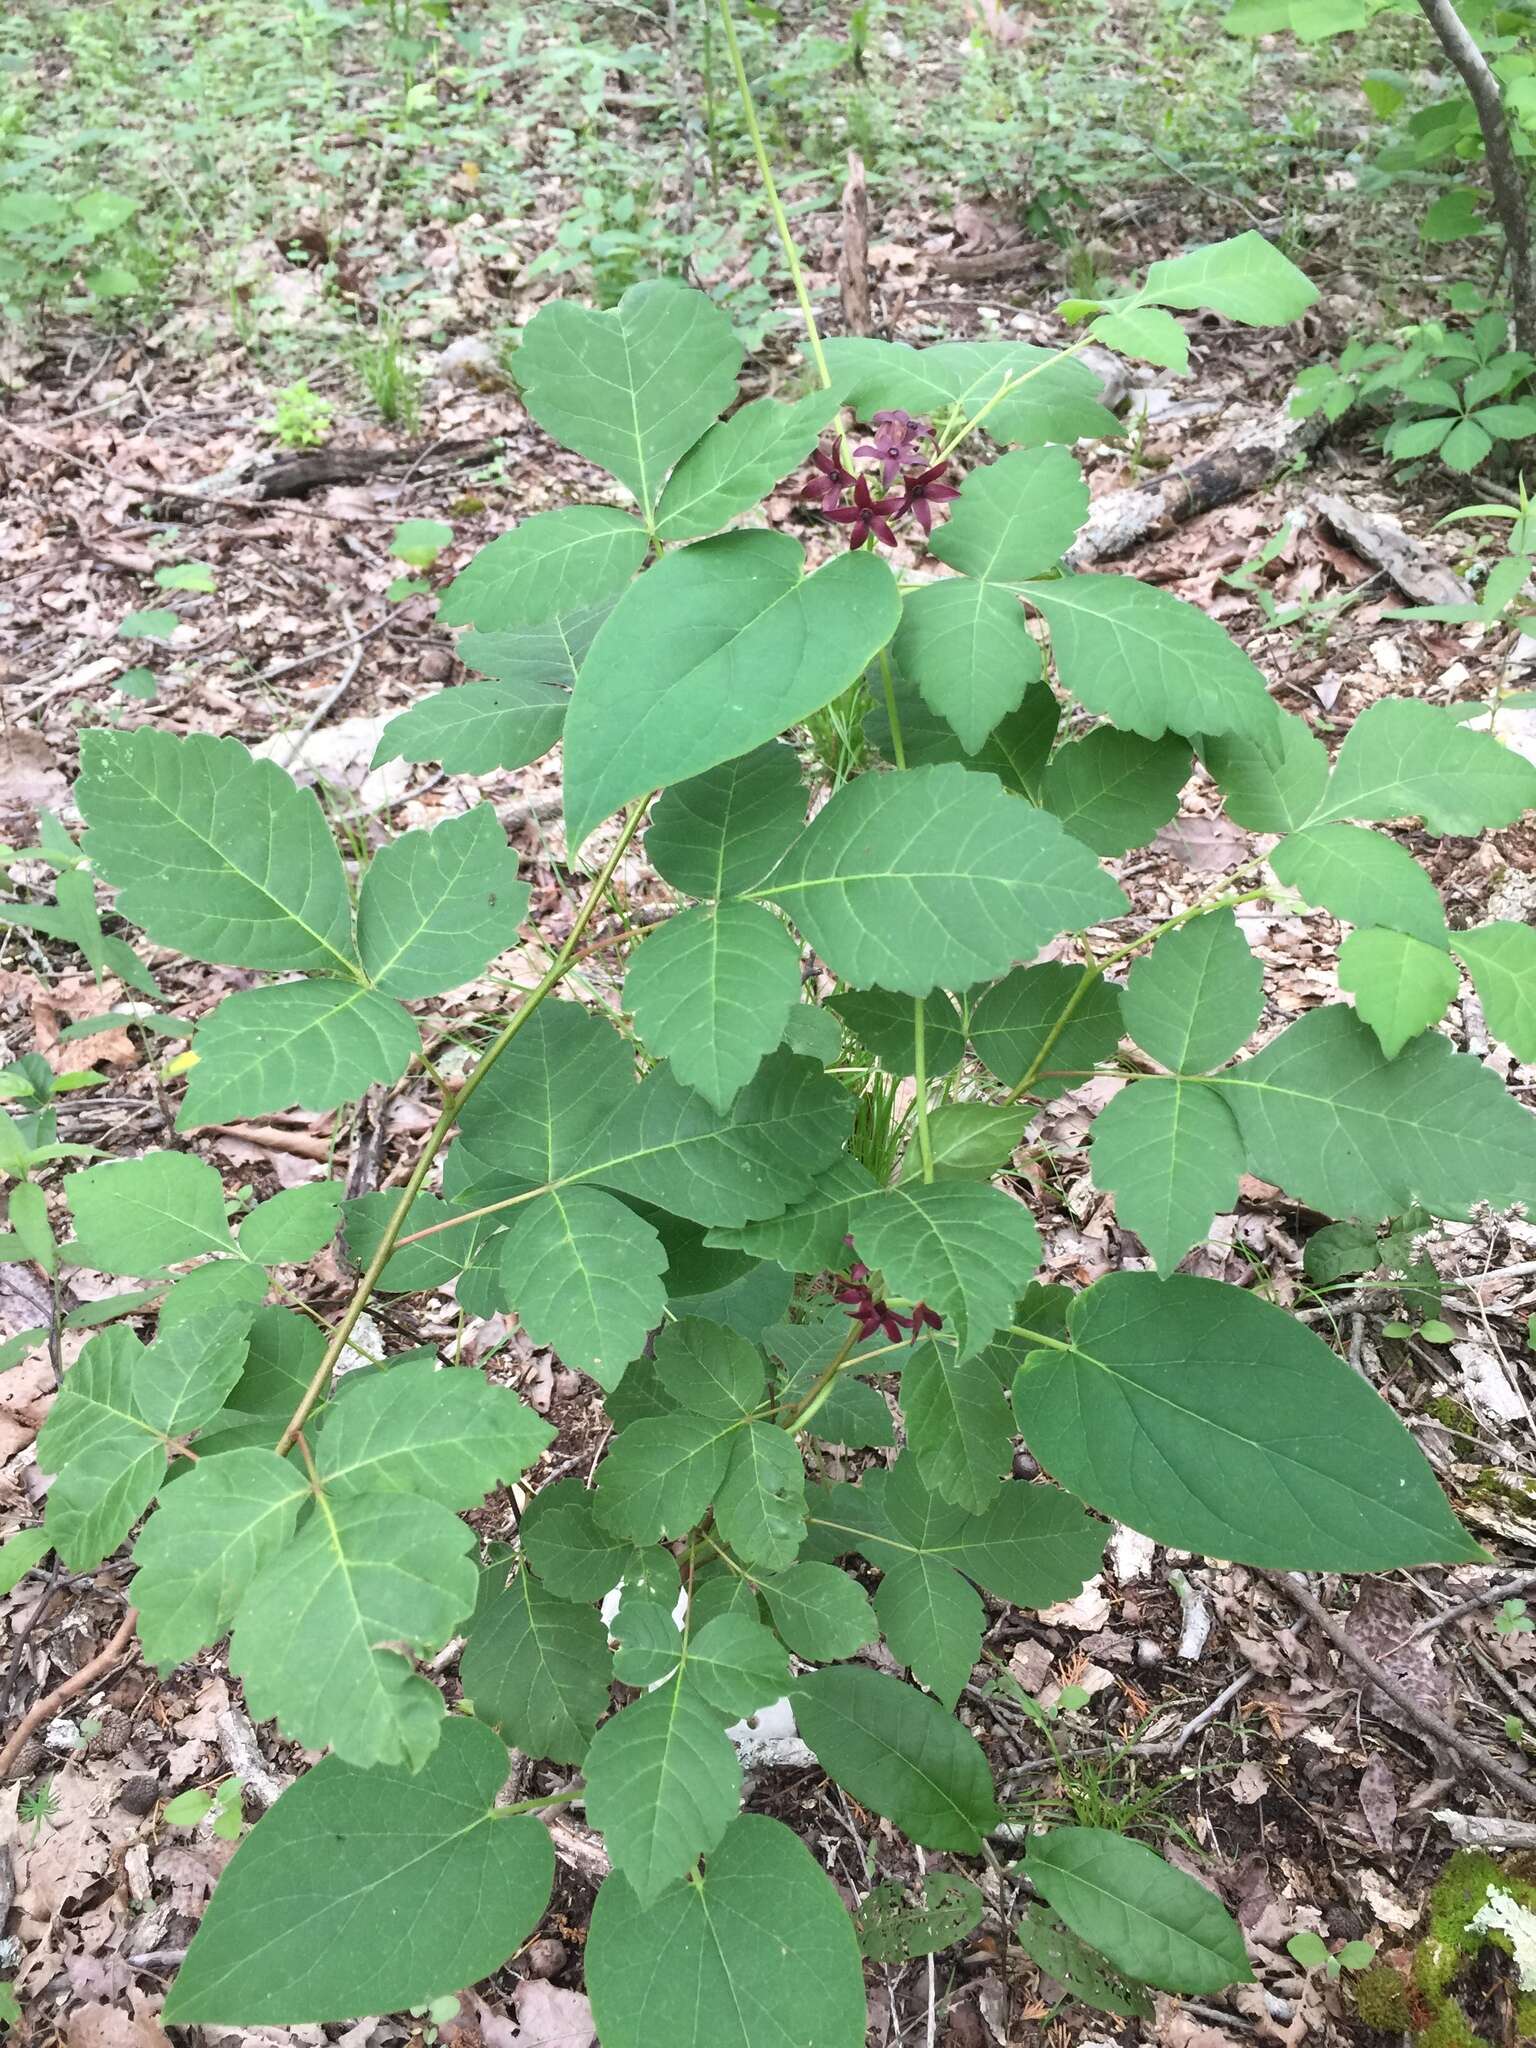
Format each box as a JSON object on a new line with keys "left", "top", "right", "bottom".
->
{"left": 511, "top": 1979, "right": 599, "bottom": 2048}
{"left": 0, "top": 727, "right": 66, "bottom": 815}
{"left": 66, "top": 1997, "right": 174, "bottom": 2048}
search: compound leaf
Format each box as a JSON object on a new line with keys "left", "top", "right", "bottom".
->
{"left": 67, "top": 1150, "right": 236, "bottom": 1273}
{"left": 1091, "top": 1081, "right": 1243, "bottom": 1270}
{"left": 1270, "top": 822, "right": 1449, "bottom": 949}
{"left": 132, "top": 1449, "right": 308, "bottom": 1665}
{"left": 77, "top": 729, "right": 358, "bottom": 975}
{"left": 373, "top": 678, "right": 568, "bottom": 776}
{"left": 163, "top": 1718, "right": 552, "bottom": 2024}
{"left": 655, "top": 389, "right": 843, "bottom": 540}
{"left": 929, "top": 446, "right": 1088, "bottom": 582}
{"left": 583, "top": 1683, "right": 742, "bottom": 1905}
{"left": 893, "top": 577, "right": 1043, "bottom": 755}
{"left": 1040, "top": 729, "right": 1190, "bottom": 856}
{"left": 626, "top": 902, "right": 802, "bottom": 1112}
{"left": 901, "top": 1338, "right": 1014, "bottom": 1513}
{"left": 1028, "top": 1826, "right": 1252, "bottom": 1996}
{"left": 515, "top": 280, "right": 742, "bottom": 510}
{"left": 714, "top": 1421, "right": 807, "bottom": 1572}
{"left": 969, "top": 964, "right": 1123, "bottom": 1100}
{"left": 646, "top": 741, "right": 807, "bottom": 901}
{"left": 586, "top": 1813, "right": 866, "bottom": 2048}
{"left": 1017, "top": 1272, "right": 1483, "bottom": 1568}
{"left": 765, "top": 764, "right": 1126, "bottom": 997}
{"left": 1338, "top": 926, "right": 1459, "bottom": 1058}
{"left": 1454, "top": 921, "right": 1536, "bottom": 1059}
{"left": 854, "top": 1181, "right": 1041, "bottom": 1357}
{"left": 563, "top": 532, "right": 899, "bottom": 845}
{"left": 356, "top": 807, "right": 529, "bottom": 998}
{"left": 793, "top": 1665, "right": 999, "bottom": 1851}
{"left": 498, "top": 1187, "right": 668, "bottom": 1389}
{"left": 180, "top": 981, "right": 418, "bottom": 1130}
{"left": 1312, "top": 697, "right": 1536, "bottom": 832}
{"left": 461, "top": 1566, "right": 612, "bottom": 1764}
{"left": 232, "top": 1492, "right": 476, "bottom": 1769}
{"left": 438, "top": 506, "right": 647, "bottom": 632}
{"left": 314, "top": 1358, "right": 551, "bottom": 1506}
{"left": 1122, "top": 908, "right": 1262, "bottom": 1074}
{"left": 1024, "top": 577, "right": 1279, "bottom": 744}
{"left": 595, "top": 1413, "right": 736, "bottom": 1544}
{"left": 760, "top": 1560, "right": 876, "bottom": 1659}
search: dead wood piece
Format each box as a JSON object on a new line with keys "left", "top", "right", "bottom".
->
{"left": 215, "top": 1702, "right": 287, "bottom": 1809}
{"left": 1312, "top": 492, "right": 1473, "bottom": 608}
{"left": 0, "top": 1607, "right": 139, "bottom": 1780}
{"left": 1258, "top": 1569, "right": 1536, "bottom": 1807}
{"left": 1434, "top": 1807, "right": 1536, "bottom": 1847}
{"left": 929, "top": 243, "right": 1039, "bottom": 280}
{"left": 1065, "top": 397, "right": 1328, "bottom": 568}
{"left": 251, "top": 436, "right": 499, "bottom": 501}
{"left": 838, "top": 150, "right": 872, "bottom": 339}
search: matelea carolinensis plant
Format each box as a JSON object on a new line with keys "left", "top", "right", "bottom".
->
{"left": 10, "top": 234, "right": 1536, "bottom": 2038}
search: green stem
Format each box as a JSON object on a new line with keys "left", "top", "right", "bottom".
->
{"left": 275, "top": 799, "right": 653, "bottom": 1455}
{"left": 878, "top": 646, "right": 906, "bottom": 769}
{"left": 716, "top": 0, "right": 832, "bottom": 391}
{"left": 781, "top": 1321, "right": 861, "bottom": 1434}
{"left": 913, "top": 998, "right": 934, "bottom": 1184}
{"left": 935, "top": 333, "right": 1096, "bottom": 463}
{"left": 489, "top": 1784, "right": 585, "bottom": 1821}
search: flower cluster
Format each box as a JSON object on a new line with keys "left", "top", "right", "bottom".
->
{"left": 802, "top": 410, "right": 959, "bottom": 548}
{"left": 833, "top": 1254, "right": 943, "bottom": 1345}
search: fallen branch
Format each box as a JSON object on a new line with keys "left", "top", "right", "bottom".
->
{"left": 0, "top": 1607, "right": 139, "bottom": 1780}
{"left": 1313, "top": 492, "right": 1472, "bottom": 608}
{"left": 1065, "top": 397, "right": 1328, "bottom": 567}
{"left": 1406, "top": 1565, "right": 1536, "bottom": 1644}
{"left": 837, "top": 150, "right": 872, "bottom": 338}
{"left": 1258, "top": 1569, "right": 1536, "bottom": 1807}
{"left": 1434, "top": 1808, "right": 1536, "bottom": 1848}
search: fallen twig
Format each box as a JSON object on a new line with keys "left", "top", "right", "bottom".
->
{"left": 1405, "top": 1566, "right": 1536, "bottom": 1644}
{"left": 1257, "top": 1569, "right": 1536, "bottom": 1806}
{"left": 1434, "top": 1808, "right": 1536, "bottom": 1848}
{"left": 0, "top": 1607, "right": 139, "bottom": 1780}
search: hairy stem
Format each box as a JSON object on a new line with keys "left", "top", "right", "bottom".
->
{"left": 275, "top": 800, "right": 653, "bottom": 1455}
{"left": 716, "top": 0, "right": 832, "bottom": 391}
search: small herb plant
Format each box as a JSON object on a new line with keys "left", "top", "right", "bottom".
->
{"left": 8, "top": 199, "right": 1536, "bottom": 2040}
{"left": 265, "top": 378, "right": 334, "bottom": 449}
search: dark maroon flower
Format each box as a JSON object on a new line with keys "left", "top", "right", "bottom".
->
{"left": 898, "top": 461, "right": 961, "bottom": 535}
{"left": 802, "top": 447, "right": 854, "bottom": 510}
{"left": 907, "top": 1302, "right": 944, "bottom": 1340}
{"left": 835, "top": 1273, "right": 911, "bottom": 1344}
{"left": 824, "top": 474, "right": 902, "bottom": 549}
{"left": 855, "top": 409, "right": 929, "bottom": 485}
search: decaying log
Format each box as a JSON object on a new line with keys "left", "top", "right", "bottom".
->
{"left": 837, "top": 150, "right": 872, "bottom": 338}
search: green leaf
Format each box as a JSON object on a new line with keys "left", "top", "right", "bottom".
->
{"left": 902, "top": 1337, "right": 1014, "bottom": 1513}
{"left": 180, "top": 981, "right": 417, "bottom": 1129}
{"left": 1017, "top": 1272, "right": 1483, "bottom": 1568}
{"left": 1222, "top": 1004, "right": 1536, "bottom": 1221}
{"left": 587, "top": 1813, "right": 866, "bottom": 2048}
{"left": 314, "top": 1358, "right": 551, "bottom": 1505}
{"left": 499, "top": 1187, "right": 668, "bottom": 1388}
{"left": 391, "top": 518, "right": 452, "bottom": 568}
{"left": 595, "top": 1414, "right": 736, "bottom": 1544}
{"left": 1442, "top": 418, "right": 1493, "bottom": 472}
{"left": 584, "top": 1682, "right": 742, "bottom": 1903}
{"left": 574, "top": 1050, "right": 851, "bottom": 1227}
{"left": 1454, "top": 921, "right": 1536, "bottom": 1059}
{"left": 1140, "top": 231, "right": 1318, "bottom": 325}
{"left": 40, "top": 1317, "right": 251, "bottom": 1568}
{"left": 1091, "top": 1081, "right": 1243, "bottom": 1270}
{"left": 1338, "top": 926, "right": 1460, "bottom": 1058}
{"left": 1271, "top": 822, "right": 1449, "bottom": 949}
{"left": 611, "top": 1597, "right": 685, "bottom": 1685}
{"left": 1013, "top": 1903, "right": 1155, "bottom": 2021}
{"left": 1024, "top": 578, "right": 1280, "bottom": 744}
{"left": 653, "top": 1316, "right": 767, "bottom": 1420}
{"left": 77, "top": 731, "right": 358, "bottom": 975}
{"left": 232, "top": 1492, "right": 475, "bottom": 1768}
{"left": 930, "top": 446, "right": 1089, "bottom": 581}
{"left": 875, "top": 1552, "right": 983, "bottom": 1708}
{"left": 356, "top": 807, "right": 529, "bottom": 997}
{"left": 454, "top": 1001, "right": 632, "bottom": 1187}
{"left": 0, "top": 1527, "right": 49, "bottom": 1597}
{"left": 683, "top": 1612, "right": 789, "bottom": 1717}
{"left": 893, "top": 577, "right": 1043, "bottom": 755}
{"left": 155, "top": 560, "right": 217, "bottom": 592}
{"left": 780, "top": 1001, "right": 842, "bottom": 1066}
{"left": 854, "top": 1181, "right": 1041, "bottom": 1357}
{"left": 627, "top": 903, "right": 801, "bottom": 1111}
{"left": 132, "top": 1449, "right": 308, "bottom": 1665}
{"left": 705, "top": 1154, "right": 883, "bottom": 1272}
{"left": 860, "top": 1876, "right": 987, "bottom": 1965}
{"left": 515, "top": 280, "right": 742, "bottom": 511}
{"left": 1041, "top": 729, "right": 1190, "bottom": 856}
{"left": 208, "top": 1305, "right": 323, "bottom": 1432}
{"left": 915, "top": 1104, "right": 1027, "bottom": 1182}
{"left": 1089, "top": 304, "right": 1190, "bottom": 371}
{"left": 1312, "top": 698, "right": 1536, "bottom": 832}
{"left": 119, "top": 607, "right": 180, "bottom": 640}
{"left": 562, "top": 533, "right": 899, "bottom": 846}
{"left": 869, "top": 667, "right": 1061, "bottom": 795}
{"left": 237, "top": 1182, "right": 343, "bottom": 1266}
{"left": 458, "top": 601, "right": 613, "bottom": 693}
{"left": 765, "top": 764, "right": 1125, "bottom": 997}
{"left": 655, "top": 389, "right": 843, "bottom": 541}
{"left": 793, "top": 1665, "right": 999, "bottom": 1850}
{"left": 1204, "top": 713, "right": 1331, "bottom": 833}
{"left": 522, "top": 1477, "right": 645, "bottom": 1601}
{"left": 438, "top": 506, "right": 648, "bottom": 631}
{"left": 760, "top": 1560, "right": 876, "bottom": 1659}
{"left": 646, "top": 741, "right": 807, "bottom": 900}
{"left": 1028, "top": 1826, "right": 1252, "bottom": 1995}
{"left": 715, "top": 1422, "right": 806, "bottom": 1571}
{"left": 462, "top": 1566, "right": 611, "bottom": 1763}
{"left": 1123, "top": 908, "right": 1263, "bottom": 1074}
{"left": 163, "top": 1718, "right": 552, "bottom": 2024}
{"left": 769, "top": 1320, "right": 896, "bottom": 1447}
{"left": 969, "top": 964, "right": 1123, "bottom": 1100}
{"left": 67, "top": 1150, "right": 235, "bottom": 1273}
{"left": 828, "top": 989, "right": 965, "bottom": 1076}
{"left": 373, "top": 678, "right": 567, "bottom": 775}
{"left": 821, "top": 336, "right": 1120, "bottom": 447}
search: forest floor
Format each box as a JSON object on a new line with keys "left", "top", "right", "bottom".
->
{"left": 3, "top": 1, "right": 1536, "bottom": 2045}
